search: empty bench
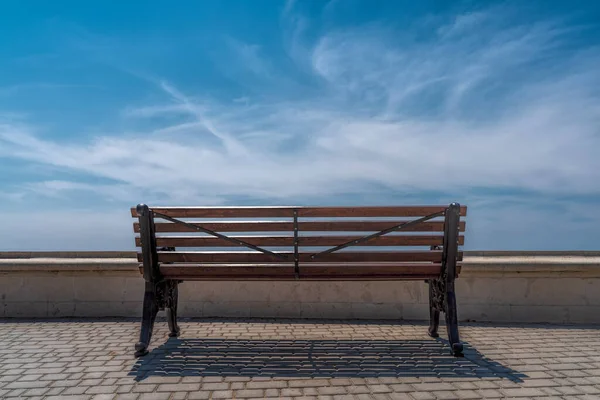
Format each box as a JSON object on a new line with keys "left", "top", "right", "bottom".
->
{"left": 131, "top": 203, "right": 467, "bottom": 357}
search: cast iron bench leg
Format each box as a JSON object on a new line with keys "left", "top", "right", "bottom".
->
{"left": 166, "top": 280, "right": 180, "bottom": 338}
{"left": 427, "top": 280, "right": 440, "bottom": 338}
{"left": 135, "top": 281, "right": 159, "bottom": 357}
{"left": 445, "top": 289, "right": 463, "bottom": 357}
{"left": 443, "top": 203, "right": 464, "bottom": 357}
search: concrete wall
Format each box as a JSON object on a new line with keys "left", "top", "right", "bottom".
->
{"left": 1, "top": 251, "right": 599, "bottom": 323}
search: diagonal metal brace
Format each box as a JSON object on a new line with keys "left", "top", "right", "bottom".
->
{"left": 152, "top": 211, "right": 290, "bottom": 261}
{"left": 309, "top": 210, "right": 446, "bottom": 259}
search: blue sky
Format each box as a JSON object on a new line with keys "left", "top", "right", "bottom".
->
{"left": 1, "top": 0, "right": 599, "bottom": 251}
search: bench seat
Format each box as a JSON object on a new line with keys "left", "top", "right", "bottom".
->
{"left": 131, "top": 203, "right": 467, "bottom": 358}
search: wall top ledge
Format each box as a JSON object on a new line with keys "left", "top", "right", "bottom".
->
{"left": 0, "top": 251, "right": 599, "bottom": 276}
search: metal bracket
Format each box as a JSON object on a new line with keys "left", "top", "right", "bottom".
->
{"left": 309, "top": 209, "right": 446, "bottom": 260}
{"left": 152, "top": 211, "right": 289, "bottom": 261}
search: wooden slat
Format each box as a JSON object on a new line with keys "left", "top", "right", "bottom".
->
{"left": 139, "top": 235, "right": 465, "bottom": 248}
{"left": 160, "top": 265, "right": 296, "bottom": 278}
{"left": 159, "top": 275, "right": 440, "bottom": 281}
{"left": 299, "top": 263, "right": 442, "bottom": 277}
{"left": 140, "top": 263, "right": 461, "bottom": 281}
{"left": 156, "top": 263, "right": 452, "bottom": 280}
{"left": 134, "top": 220, "right": 466, "bottom": 233}
{"left": 130, "top": 205, "right": 467, "bottom": 218}
{"left": 131, "top": 206, "right": 293, "bottom": 218}
{"left": 297, "top": 206, "right": 467, "bottom": 218}
{"left": 141, "top": 250, "right": 464, "bottom": 263}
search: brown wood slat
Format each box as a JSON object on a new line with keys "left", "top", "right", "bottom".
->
{"left": 157, "top": 263, "right": 447, "bottom": 280}
{"left": 160, "top": 265, "right": 295, "bottom": 278}
{"left": 130, "top": 205, "right": 467, "bottom": 218}
{"left": 297, "top": 206, "right": 467, "bottom": 218}
{"left": 143, "top": 263, "right": 462, "bottom": 280}
{"left": 134, "top": 220, "right": 466, "bottom": 233}
{"left": 299, "top": 263, "right": 442, "bottom": 277}
{"left": 162, "top": 275, "right": 438, "bottom": 281}
{"left": 140, "top": 250, "right": 464, "bottom": 263}
{"left": 140, "top": 235, "right": 464, "bottom": 248}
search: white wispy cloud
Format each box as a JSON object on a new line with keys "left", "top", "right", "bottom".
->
{"left": 1, "top": 6, "right": 598, "bottom": 228}
{"left": 0, "top": 11, "right": 600, "bottom": 201}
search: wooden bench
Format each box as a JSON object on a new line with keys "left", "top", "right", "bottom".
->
{"left": 132, "top": 203, "right": 467, "bottom": 357}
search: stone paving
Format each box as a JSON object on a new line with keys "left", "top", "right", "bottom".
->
{"left": 0, "top": 319, "right": 599, "bottom": 399}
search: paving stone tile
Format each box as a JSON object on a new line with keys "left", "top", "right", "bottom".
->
{"left": 187, "top": 392, "right": 210, "bottom": 399}
{"left": 540, "top": 387, "right": 564, "bottom": 396}
{"left": 200, "top": 376, "right": 223, "bottom": 383}
{"left": 281, "top": 388, "right": 303, "bottom": 396}
{"left": 116, "top": 385, "right": 134, "bottom": 393}
{"left": 18, "top": 374, "right": 44, "bottom": 382}
{"left": 289, "top": 379, "right": 330, "bottom": 388}
{"left": 210, "top": 390, "right": 234, "bottom": 398}
{"left": 234, "top": 389, "right": 265, "bottom": 397}
{"left": 51, "top": 379, "right": 83, "bottom": 388}
{"left": 200, "top": 382, "right": 229, "bottom": 390}
{"left": 80, "top": 378, "right": 104, "bottom": 386}
{"left": 246, "top": 380, "right": 287, "bottom": 389}
{"left": 264, "top": 388, "right": 280, "bottom": 397}
{"left": 452, "top": 381, "right": 478, "bottom": 390}
{"left": 302, "top": 387, "right": 319, "bottom": 395}
{"left": 475, "top": 389, "right": 503, "bottom": 398}
{"left": 114, "top": 395, "right": 139, "bottom": 400}
{"left": 433, "top": 391, "right": 459, "bottom": 399}
{"left": 45, "top": 387, "right": 66, "bottom": 396}
{"left": 500, "top": 387, "right": 546, "bottom": 397}
{"left": 455, "top": 390, "right": 482, "bottom": 399}
{"left": 87, "top": 385, "right": 119, "bottom": 394}
{"left": 138, "top": 394, "right": 171, "bottom": 400}
{"left": 317, "top": 386, "right": 348, "bottom": 395}
{"left": 522, "top": 378, "right": 561, "bottom": 387}
{"left": 157, "top": 383, "right": 200, "bottom": 392}
{"left": 388, "top": 394, "right": 413, "bottom": 400}
{"left": 580, "top": 385, "right": 600, "bottom": 394}
{"left": 409, "top": 392, "right": 436, "bottom": 400}
{"left": 6, "top": 388, "right": 27, "bottom": 397}
{"left": 63, "top": 386, "right": 91, "bottom": 395}
{"left": 371, "top": 395, "right": 392, "bottom": 400}
{"left": 131, "top": 384, "right": 157, "bottom": 393}
{"left": 4, "top": 380, "right": 49, "bottom": 389}
{"left": 143, "top": 376, "right": 181, "bottom": 384}
{"left": 411, "top": 382, "right": 456, "bottom": 391}
{"left": 370, "top": 384, "right": 394, "bottom": 393}
{"left": 83, "top": 372, "right": 107, "bottom": 380}
{"left": 91, "top": 395, "right": 116, "bottom": 400}
{"left": 21, "top": 387, "right": 50, "bottom": 397}
{"left": 555, "top": 385, "right": 585, "bottom": 395}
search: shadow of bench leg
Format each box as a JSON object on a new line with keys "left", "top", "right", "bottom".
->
{"left": 166, "top": 280, "right": 180, "bottom": 338}
{"left": 135, "top": 281, "right": 159, "bottom": 358}
{"left": 427, "top": 280, "right": 440, "bottom": 338}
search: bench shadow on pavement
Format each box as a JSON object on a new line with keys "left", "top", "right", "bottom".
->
{"left": 130, "top": 338, "right": 526, "bottom": 382}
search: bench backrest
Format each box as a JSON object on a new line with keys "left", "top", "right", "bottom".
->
{"left": 132, "top": 204, "right": 467, "bottom": 280}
